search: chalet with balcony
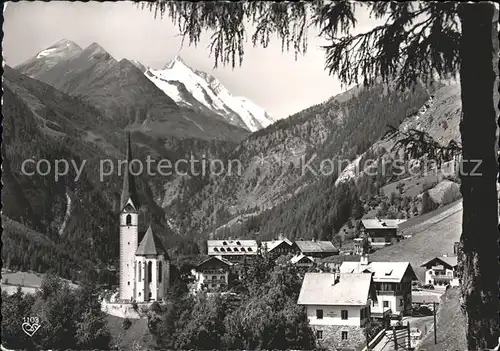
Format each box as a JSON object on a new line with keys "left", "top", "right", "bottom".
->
{"left": 261, "top": 238, "right": 300, "bottom": 256}
{"left": 420, "top": 256, "right": 459, "bottom": 289}
{"left": 296, "top": 240, "right": 339, "bottom": 258}
{"left": 191, "top": 256, "right": 233, "bottom": 293}
{"left": 298, "top": 272, "right": 377, "bottom": 350}
{"left": 207, "top": 240, "right": 258, "bottom": 263}
{"left": 360, "top": 219, "right": 403, "bottom": 248}
{"left": 340, "top": 255, "right": 417, "bottom": 319}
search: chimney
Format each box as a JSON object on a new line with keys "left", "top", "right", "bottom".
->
{"left": 278, "top": 233, "right": 284, "bottom": 240}
{"left": 333, "top": 272, "right": 340, "bottom": 285}
{"left": 360, "top": 254, "right": 369, "bottom": 266}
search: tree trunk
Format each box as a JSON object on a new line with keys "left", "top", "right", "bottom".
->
{"left": 457, "top": 3, "right": 500, "bottom": 349}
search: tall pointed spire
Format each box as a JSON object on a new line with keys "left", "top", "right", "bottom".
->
{"left": 120, "top": 131, "right": 140, "bottom": 211}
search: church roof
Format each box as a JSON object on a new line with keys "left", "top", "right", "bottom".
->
{"left": 120, "top": 132, "right": 140, "bottom": 212}
{"left": 135, "top": 225, "right": 168, "bottom": 257}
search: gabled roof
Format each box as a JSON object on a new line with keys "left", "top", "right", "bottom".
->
{"left": 340, "top": 261, "right": 417, "bottom": 283}
{"left": 420, "top": 256, "right": 458, "bottom": 269}
{"left": 135, "top": 225, "right": 167, "bottom": 257}
{"left": 295, "top": 241, "right": 338, "bottom": 253}
{"left": 290, "top": 254, "right": 314, "bottom": 264}
{"left": 196, "top": 256, "right": 233, "bottom": 269}
{"left": 262, "top": 239, "right": 295, "bottom": 252}
{"left": 361, "top": 218, "right": 402, "bottom": 230}
{"left": 207, "top": 240, "right": 258, "bottom": 255}
{"left": 412, "top": 292, "right": 441, "bottom": 304}
{"left": 121, "top": 198, "right": 137, "bottom": 213}
{"left": 298, "top": 273, "right": 374, "bottom": 306}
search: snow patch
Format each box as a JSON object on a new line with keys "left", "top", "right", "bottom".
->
{"left": 335, "top": 155, "right": 363, "bottom": 186}
{"left": 59, "top": 191, "right": 72, "bottom": 236}
{"left": 36, "top": 48, "right": 57, "bottom": 59}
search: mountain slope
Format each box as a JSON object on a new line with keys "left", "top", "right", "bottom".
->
{"left": 165, "top": 81, "right": 432, "bottom": 241}
{"left": 15, "top": 43, "right": 250, "bottom": 143}
{"left": 15, "top": 39, "right": 83, "bottom": 78}
{"left": 2, "top": 66, "right": 205, "bottom": 281}
{"left": 145, "top": 56, "right": 277, "bottom": 132}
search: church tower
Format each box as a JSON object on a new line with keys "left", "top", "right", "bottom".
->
{"left": 119, "top": 132, "right": 140, "bottom": 301}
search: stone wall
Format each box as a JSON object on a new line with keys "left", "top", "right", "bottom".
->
{"left": 312, "top": 324, "right": 366, "bottom": 350}
{"left": 101, "top": 301, "right": 145, "bottom": 319}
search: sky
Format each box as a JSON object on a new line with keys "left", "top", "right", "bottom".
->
{"left": 3, "top": 1, "right": 381, "bottom": 119}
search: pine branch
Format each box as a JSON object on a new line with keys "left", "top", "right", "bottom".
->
{"left": 384, "top": 125, "right": 462, "bottom": 166}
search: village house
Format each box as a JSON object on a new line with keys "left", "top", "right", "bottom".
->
{"left": 206, "top": 239, "right": 258, "bottom": 263}
{"left": 340, "top": 255, "right": 417, "bottom": 320}
{"left": 420, "top": 256, "right": 459, "bottom": 289}
{"left": 191, "top": 256, "right": 233, "bottom": 294}
{"left": 360, "top": 219, "right": 404, "bottom": 248}
{"left": 261, "top": 237, "right": 300, "bottom": 256}
{"left": 295, "top": 240, "right": 339, "bottom": 258}
{"left": 353, "top": 238, "right": 364, "bottom": 255}
{"left": 298, "top": 272, "right": 377, "bottom": 350}
{"left": 290, "top": 254, "right": 315, "bottom": 268}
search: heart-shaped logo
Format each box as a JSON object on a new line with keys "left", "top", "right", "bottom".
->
{"left": 21, "top": 322, "right": 41, "bottom": 337}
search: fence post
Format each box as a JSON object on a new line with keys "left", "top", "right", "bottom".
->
{"left": 407, "top": 321, "right": 411, "bottom": 350}
{"left": 393, "top": 326, "right": 398, "bottom": 350}
{"left": 433, "top": 302, "right": 437, "bottom": 344}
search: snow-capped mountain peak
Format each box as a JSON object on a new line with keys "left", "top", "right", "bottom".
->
{"left": 145, "top": 56, "right": 277, "bottom": 131}
{"left": 35, "top": 39, "right": 82, "bottom": 60}
{"left": 16, "top": 39, "right": 83, "bottom": 79}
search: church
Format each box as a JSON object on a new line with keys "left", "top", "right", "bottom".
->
{"left": 119, "top": 133, "right": 170, "bottom": 303}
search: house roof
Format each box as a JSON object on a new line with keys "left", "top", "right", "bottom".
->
{"left": 340, "top": 260, "right": 417, "bottom": 283}
{"left": 298, "top": 273, "right": 374, "bottom": 306}
{"left": 262, "top": 239, "right": 294, "bottom": 252}
{"left": 290, "top": 254, "right": 314, "bottom": 264}
{"left": 412, "top": 292, "right": 441, "bottom": 304}
{"left": 420, "top": 256, "right": 458, "bottom": 269}
{"left": 295, "top": 241, "right": 338, "bottom": 253}
{"left": 361, "top": 219, "right": 402, "bottom": 230}
{"left": 135, "top": 225, "right": 168, "bottom": 257}
{"left": 207, "top": 240, "right": 258, "bottom": 255}
{"left": 196, "top": 255, "right": 233, "bottom": 269}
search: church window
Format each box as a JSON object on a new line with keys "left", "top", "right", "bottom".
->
{"left": 139, "top": 292, "right": 141, "bottom": 296}
{"left": 148, "top": 261, "right": 153, "bottom": 282}
{"left": 127, "top": 281, "right": 130, "bottom": 286}
{"left": 138, "top": 262, "right": 142, "bottom": 281}
{"left": 158, "top": 261, "right": 162, "bottom": 283}
{"left": 126, "top": 214, "right": 132, "bottom": 226}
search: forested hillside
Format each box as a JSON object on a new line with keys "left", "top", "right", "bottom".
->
{"left": 165, "top": 81, "right": 433, "bottom": 243}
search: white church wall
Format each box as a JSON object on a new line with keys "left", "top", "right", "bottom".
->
{"left": 119, "top": 210, "right": 138, "bottom": 301}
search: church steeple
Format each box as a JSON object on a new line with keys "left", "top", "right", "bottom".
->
{"left": 120, "top": 132, "right": 140, "bottom": 211}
